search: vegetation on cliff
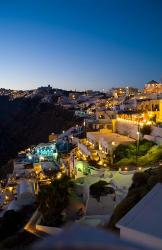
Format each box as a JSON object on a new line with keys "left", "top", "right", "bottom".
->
{"left": 0, "top": 96, "right": 81, "bottom": 168}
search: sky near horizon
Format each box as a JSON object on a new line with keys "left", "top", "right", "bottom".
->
{"left": 0, "top": 0, "right": 162, "bottom": 91}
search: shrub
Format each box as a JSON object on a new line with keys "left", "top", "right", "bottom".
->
{"left": 114, "top": 140, "right": 157, "bottom": 166}
{"left": 106, "top": 167, "right": 162, "bottom": 231}
{"left": 138, "top": 145, "right": 162, "bottom": 165}
{"left": 114, "top": 144, "right": 136, "bottom": 163}
{"left": 115, "top": 157, "right": 136, "bottom": 166}
{"left": 140, "top": 125, "right": 152, "bottom": 136}
{"left": 107, "top": 186, "right": 148, "bottom": 231}
{"left": 131, "top": 172, "right": 148, "bottom": 187}
{"left": 138, "top": 140, "right": 156, "bottom": 156}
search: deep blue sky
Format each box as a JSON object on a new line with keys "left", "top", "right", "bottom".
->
{"left": 0, "top": 0, "right": 162, "bottom": 90}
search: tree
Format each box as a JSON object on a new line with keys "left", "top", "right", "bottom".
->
{"left": 140, "top": 125, "right": 152, "bottom": 138}
{"left": 38, "top": 174, "right": 73, "bottom": 227}
{"left": 129, "top": 172, "right": 148, "bottom": 190}
{"left": 90, "top": 180, "right": 114, "bottom": 201}
{"left": 107, "top": 186, "right": 148, "bottom": 231}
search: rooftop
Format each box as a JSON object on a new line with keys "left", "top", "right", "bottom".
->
{"left": 87, "top": 131, "right": 135, "bottom": 144}
{"left": 33, "top": 224, "right": 151, "bottom": 250}
{"left": 116, "top": 183, "right": 162, "bottom": 239}
{"left": 145, "top": 80, "right": 159, "bottom": 85}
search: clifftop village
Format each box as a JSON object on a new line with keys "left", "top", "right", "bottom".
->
{"left": 1, "top": 80, "right": 162, "bottom": 249}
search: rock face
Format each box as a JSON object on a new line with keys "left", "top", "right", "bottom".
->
{"left": 0, "top": 95, "right": 78, "bottom": 168}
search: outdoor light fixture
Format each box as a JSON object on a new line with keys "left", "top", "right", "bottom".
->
{"left": 28, "top": 155, "right": 32, "bottom": 160}
{"left": 39, "top": 156, "right": 44, "bottom": 161}
{"left": 57, "top": 172, "right": 62, "bottom": 179}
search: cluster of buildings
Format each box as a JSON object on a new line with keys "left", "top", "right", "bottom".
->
{"left": 25, "top": 101, "right": 162, "bottom": 250}
{"left": 0, "top": 88, "right": 32, "bottom": 99}
{"left": 52, "top": 79, "right": 162, "bottom": 250}
{"left": 3, "top": 80, "right": 162, "bottom": 127}
{"left": 1, "top": 80, "right": 162, "bottom": 249}
{"left": 0, "top": 125, "right": 84, "bottom": 217}
{"left": 49, "top": 80, "right": 162, "bottom": 128}
{"left": 0, "top": 143, "right": 59, "bottom": 217}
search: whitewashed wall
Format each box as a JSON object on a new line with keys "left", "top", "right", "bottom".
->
{"left": 116, "top": 120, "right": 138, "bottom": 139}
{"left": 116, "top": 120, "right": 162, "bottom": 144}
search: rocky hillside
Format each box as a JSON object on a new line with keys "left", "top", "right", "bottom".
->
{"left": 0, "top": 96, "right": 80, "bottom": 168}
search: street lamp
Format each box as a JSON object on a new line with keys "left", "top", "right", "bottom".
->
{"left": 136, "top": 130, "right": 140, "bottom": 167}
{"left": 111, "top": 141, "right": 115, "bottom": 165}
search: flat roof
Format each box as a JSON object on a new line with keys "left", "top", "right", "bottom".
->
{"left": 87, "top": 131, "right": 135, "bottom": 143}
{"left": 116, "top": 183, "right": 162, "bottom": 239}
{"left": 34, "top": 224, "right": 150, "bottom": 250}
{"left": 112, "top": 172, "right": 133, "bottom": 189}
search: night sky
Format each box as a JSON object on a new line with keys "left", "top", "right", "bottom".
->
{"left": 0, "top": 0, "right": 162, "bottom": 90}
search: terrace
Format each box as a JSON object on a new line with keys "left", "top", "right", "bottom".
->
{"left": 77, "top": 130, "right": 135, "bottom": 167}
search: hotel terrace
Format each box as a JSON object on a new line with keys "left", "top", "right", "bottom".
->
{"left": 77, "top": 129, "right": 135, "bottom": 166}
{"left": 117, "top": 99, "right": 162, "bottom": 126}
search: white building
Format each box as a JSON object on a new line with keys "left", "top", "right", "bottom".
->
{"left": 111, "top": 171, "right": 133, "bottom": 190}
{"left": 7, "top": 199, "right": 21, "bottom": 211}
{"left": 117, "top": 183, "right": 162, "bottom": 250}
{"left": 76, "top": 177, "right": 115, "bottom": 227}
{"left": 13, "top": 160, "right": 26, "bottom": 176}
{"left": 86, "top": 130, "right": 135, "bottom": 155}
{"left": 17, "top": 180, "right": 35, "bottom": 206}
{"left": 85, "top": 193, "right": 115, "bottom": 217}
